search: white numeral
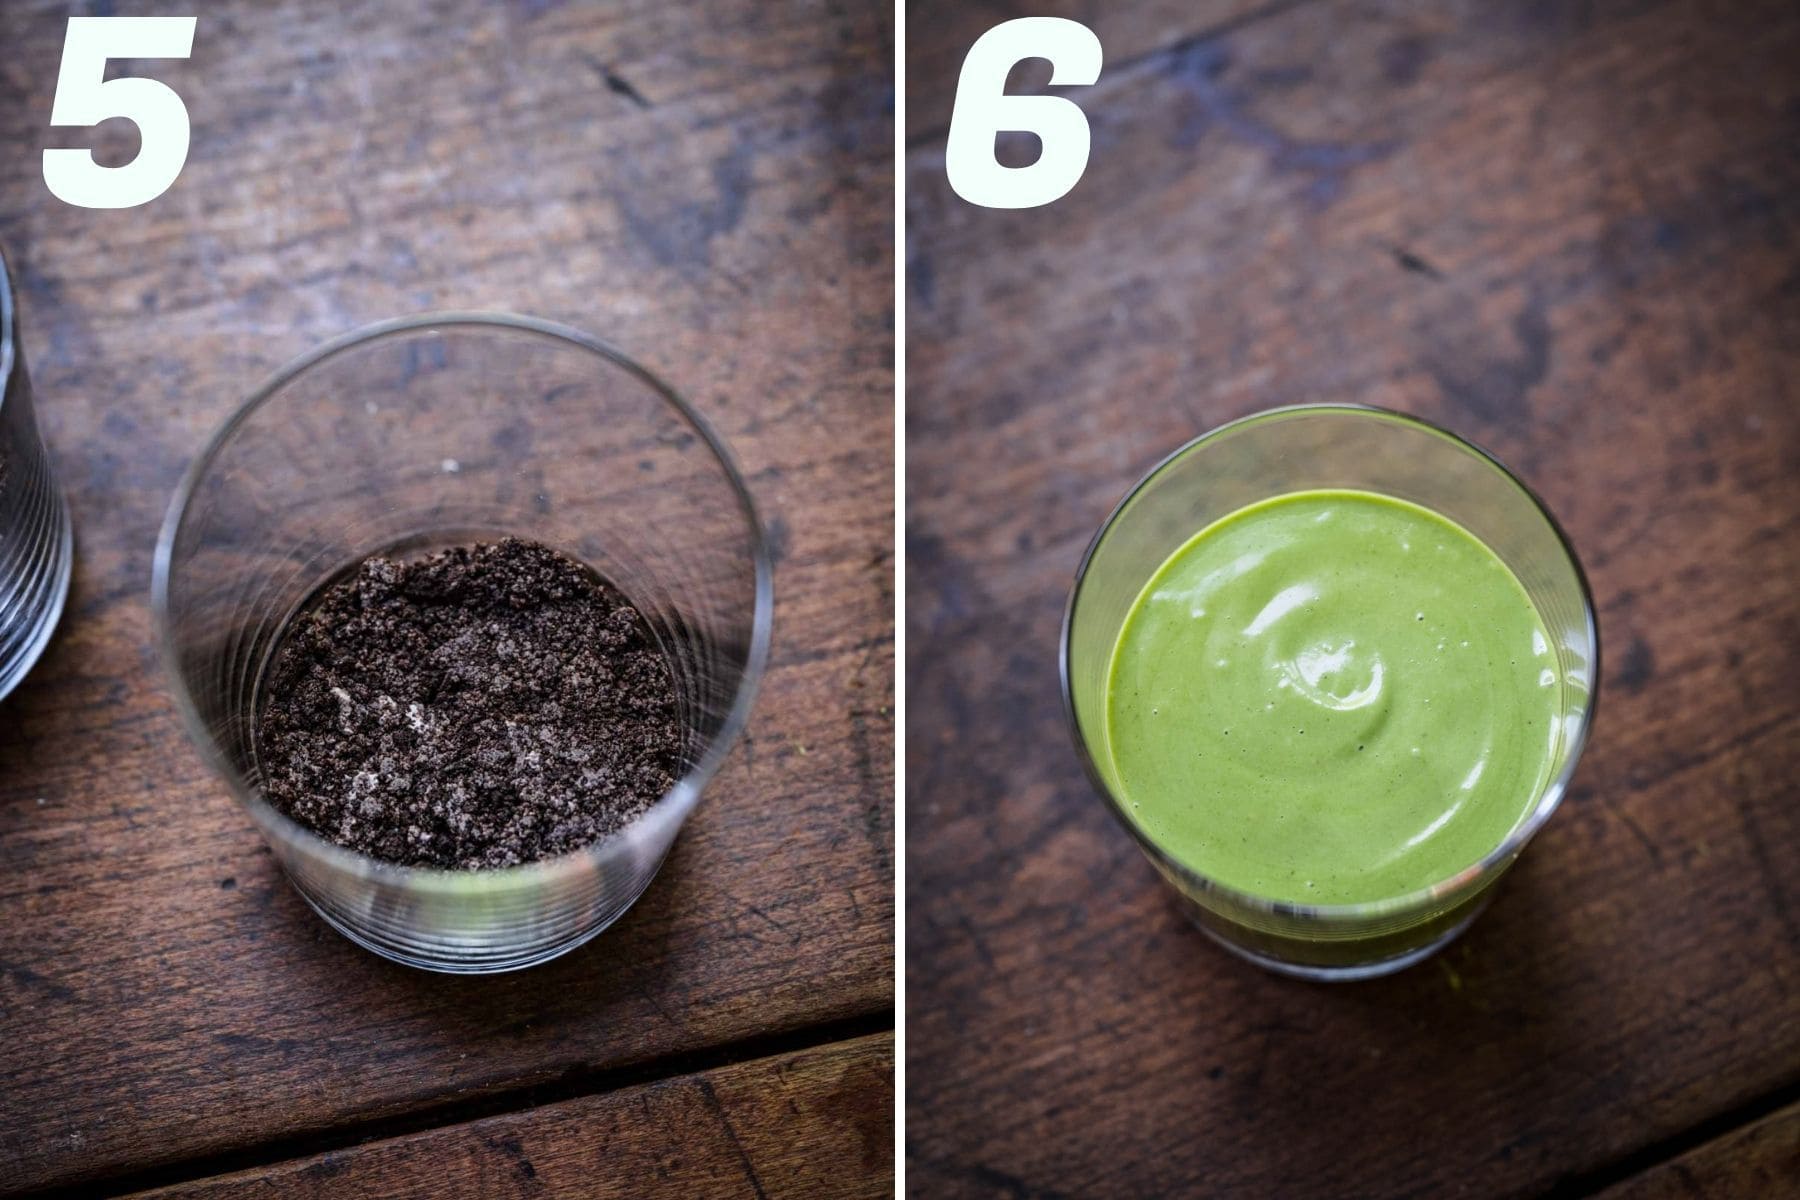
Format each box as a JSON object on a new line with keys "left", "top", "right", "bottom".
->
{"left": 43, "top": 17, "right": 198, "bottom": 210}
{"left": 945, "top": 18, "right": 1103, "bottom": 210}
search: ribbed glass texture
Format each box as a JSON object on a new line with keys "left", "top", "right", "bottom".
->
{"left": 154, "top": 315, "right": 771, "bottom": 973}
{"left": 0, "top": 248, "right": 73, "bottom": 704}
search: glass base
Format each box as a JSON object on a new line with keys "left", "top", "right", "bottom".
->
{"left": 286, "top": 846, "right": 670, "bottom": 974}
{"left": 1190, "top": 905, "right": 1483, "bottom": 982}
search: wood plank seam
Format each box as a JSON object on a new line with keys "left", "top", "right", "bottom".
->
{"left": 115, "top": 1032, "right": 895, "bottom": 1200}
{"left": 1535, "top": 1075, "right": 1800, "bottom": 1200}
{"left": 10, "top": 1012, "right": 893, "bottom": 1200}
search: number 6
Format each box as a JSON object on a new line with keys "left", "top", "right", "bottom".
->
{"left": 945, "top": 18, "right": 1103, "bottom": 210}
{"left": 43, "top": 17, "right": 198, "bottom": 210}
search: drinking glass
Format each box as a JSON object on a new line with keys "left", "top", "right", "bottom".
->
{"left": 1061, "top": 405, "right": 1597, "bottom": 980}
{"left": 154, "top": 314, "right": 772, "bottom": 973}
{"left": 0, "top": 245, "right": 74, "bottom": 703}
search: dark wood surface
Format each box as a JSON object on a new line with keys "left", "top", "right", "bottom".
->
{"left": 906, "top": 1, "right": 1799, "bottom": 1197}
{"left": 903, "top": 0, "right": 1271, "bottom": 142}
{"left": 126, "top": 1034, "right": 894, "bottom": 1200}
{"left": 0, "top": 1, "right": 892, "bottom": 1195}
{"left": 1594, "top": 1101, "right": 1800, "bottom": 1200}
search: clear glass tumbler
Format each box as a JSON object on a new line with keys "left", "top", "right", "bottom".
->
{"left": 154, "top": 314, "right": 772, "bottom": 973}
{"left": 0, "top": 245, "right": 74, "bottom": 704}
{"left": 1061, "top": 405, "right": 1598, "bottom": 980}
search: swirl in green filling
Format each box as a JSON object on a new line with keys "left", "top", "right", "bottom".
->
{"left": 1106, "top": 490, "right": 1559, "bottom": 905}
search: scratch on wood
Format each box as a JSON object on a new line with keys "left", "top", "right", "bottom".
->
{"left": 640, "top": 986, "right": 682, "bottom": 1033}
{"left": 1733, "top": 769, "right": 1800, "bottom": 950}
{"left": 1598, "top": 792, "right": 1663, "bottom": 866}
{"left": 744, "top": 903, "right": 798, "bottom": 944}
{"left": 576, "top": 53, "right": 653, "bottom": 110}
{"left": 695, "top": 1077, "right": 770, "bottom": 1200}
{"left": 957, "top": 913, "right": 996, "bottom": 971}
{"left": 1390, "top": 244, "right": 1445, "bottom": 280}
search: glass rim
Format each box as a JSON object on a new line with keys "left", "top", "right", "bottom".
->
{"left": 1058, "top": 402, "right": 1601, "bottom": 921}
{"left": 151, "top": 311, "right": 775, "bottom": 892}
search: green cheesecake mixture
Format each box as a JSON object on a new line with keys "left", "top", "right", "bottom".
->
{"left": 1105, "top": 489, "right": 1559, "bottom": 905}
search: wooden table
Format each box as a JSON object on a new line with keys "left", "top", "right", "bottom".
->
{"left": 907, "top": 1, "right": 1798, "bottom": 1196}
{"left": 0, "top": 2, "right": 893, "bottom": 1196}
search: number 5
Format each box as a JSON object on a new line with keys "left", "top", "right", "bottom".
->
{"left": 43, "top": 17, "right": 198, "bottom": 210}
{"left": 945, "top": 18, "right": 1103, "bottom": 210}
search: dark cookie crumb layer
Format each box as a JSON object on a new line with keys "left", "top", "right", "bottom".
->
{"left": 257, "top": 537, "right": 682, "bottom": 869}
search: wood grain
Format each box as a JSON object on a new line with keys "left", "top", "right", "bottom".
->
{"left": 0, "top": 1, "right": 892, "bottom": 1194}
{"left": 1593, "top": 1102, "right": 1800, "bottom": 1200}
{"left": 906, "top": 0, "right": 1799, "bottom": 1197}
{"left": 902, "top": 0, "right": 1280, "bottom": 142}
{"left": 125, "top": 1034, "right": 894, "bottom": 1200}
